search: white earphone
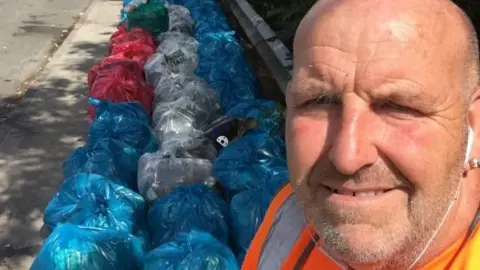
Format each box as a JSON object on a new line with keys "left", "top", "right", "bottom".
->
{"left": 465, "top": 126, "right": 474, "bottom": 164}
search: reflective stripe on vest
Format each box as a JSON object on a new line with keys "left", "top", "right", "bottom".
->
{"left": 258, "top": 192, "right": 305, "bottom": 269}
{"left": 242, "top": 184, "right": 346, "bottom": 269}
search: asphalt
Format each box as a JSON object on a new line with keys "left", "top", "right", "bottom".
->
{"left": 0, "top": 0, "right": 121, "bottom": 268}
{"left": 0, "top": 0, "right": 94, "bottom": 113}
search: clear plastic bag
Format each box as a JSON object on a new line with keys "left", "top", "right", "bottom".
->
{"left": 152, "top": 73, "right": 191, "bottom": 105}
{"left": 160, "top": 133, "right": 217, "bottom": 161}
{"left": 143, "top": 230, "right": 238, "bottom": 270}
{"left": 153, "top": 74, "right": 218, "bottom": 107}
{"left": 144, "top": 53, "right": 170, "bottom": 88}
{"left": 214, "top": 133, "right": 289, "bottom": 199}
{"left": 152, "top": 96, "right": 218, "bottom": 142}
{"left": 137, "top": 152, "right": 215, "bottom": 202}
{"left": 31, "top": 224, "right": 144, "bottom": 270}
{"left": 166, "top": 4, "right": 194, "bottom": 35}
{"left": 147, "top": 184, "right": 229, "bottom": 247}
{"left": 156, "top": 32, "right": 199, "bottom": 74}
{"left": 44, "top": 173, "right": 146, "bottom": 236}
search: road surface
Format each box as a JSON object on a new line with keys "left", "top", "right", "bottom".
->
{"left": 0, "top": 0, "right": 94, "bottom": 113}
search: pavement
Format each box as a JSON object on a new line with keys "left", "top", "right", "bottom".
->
{"left": 0, "top": 0, "right": 122, "bottom": 268}
{"left": 0, "top": 0, "right": 94, "bottom": 113}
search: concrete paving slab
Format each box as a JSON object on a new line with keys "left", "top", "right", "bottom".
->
{"left": 0, "top": 0, "right": 94, "bottom": 110}
{"left": 0, "top": 0, "right": 121, "bottom": 268}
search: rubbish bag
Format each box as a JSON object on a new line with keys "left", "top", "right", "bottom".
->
{"left": 143, "top": 231, "right": 239, "bottom": 270}
{"left": 109, "top": 26, "right": 155, "bottom": 55}
{"left": 230, "top": 188, "right": 281, "bottom": 263}
{"left": 196, "top": 32, "right": 258, "bottom": 108}
{"left": 31, "top": 224, "right": 143, "bottom": 270}
{"left": 226, "top": 99, "right": 284, "bottom": 135}
{"left": 144, "top": 52, "right": 171, "bottom": 88}
{"left": 214, "top": 133, "right": 289, "bottom": 199}
{"left": 88, "top": 55, "right": 153, "bottom": 121}
{"left": 147, "top": 184, "right": 229, "bottom": 247}
{"left": 192, "top": 7, "right": 230, "bottom": 37}
{"left": 180, "top": 0, "right": 224, "bottom": 22}
{"left": 110, "top": 39, "right": 155, "bottom": 66}
{"left": 201, "top": 116, "right": 258, "bottom": 150}
{"left": 156, "top": 32, "right": 199, "bottom": 74}
{"left": 88, "top": 98, "right": 158, "bottom": 155}
{"left": 87, "top": 54, "right": 144, "bottom": 89}
{"left": 166, "top": 4, "right": 194, "bottom": 34}
{"left": 152, "top": 96, "right": 218, "bottom": 142}
{"left": 127, "top": 2, "right": 169, "bottom": 37}
{"left": 159, "top": 133, "right": 217, "bottom": 161}
{"left": 137, "top": 153, "right": 215, "bottom": 202}
{"left": 44, "top": 173, "right": 147, "bottom": 236}
{"left": 63, "top": 138, "right": 144, "bottom": 191}
{"left": 194, "top": 18, "right": 231, "bottom": 37}
{"left": 121, "top": 0, "right": 147, "bottom": 21}
{"left": 153, "top": 74, "right": 220, "bottom": 112}
{"left": 152, "top": 73, "right": 194, "bottom": 105}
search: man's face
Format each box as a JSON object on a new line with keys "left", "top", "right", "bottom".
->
{"left": 286, "top": 1, "right": 468, "bottom": 266}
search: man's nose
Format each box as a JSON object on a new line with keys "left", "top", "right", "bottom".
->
{"left": 328, "top": 107, "right": 378, "bottom": 175}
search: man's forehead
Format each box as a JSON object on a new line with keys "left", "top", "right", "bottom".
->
{"left": 291, "top": 0, "right": 471, "bottom": 100}
{"left": 294, "top": 2, "right": 445, "bottom": 56}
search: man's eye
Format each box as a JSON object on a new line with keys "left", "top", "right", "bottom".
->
{"left": 303, "top": 95, "right": 339, "bottom": 107}
{"left": 376, "top": 101, "right": 417, "bottom": 114}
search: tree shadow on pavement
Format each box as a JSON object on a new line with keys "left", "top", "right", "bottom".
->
{"left": 0, "top": 28, "right": 114, "bottom": 268}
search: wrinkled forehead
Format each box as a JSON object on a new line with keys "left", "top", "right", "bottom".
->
{"left": 292, "top": 0, "right": 467, "bottom": 96}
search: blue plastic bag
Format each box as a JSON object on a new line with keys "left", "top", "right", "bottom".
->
{"left": 88, "top": 98, "right": 158, "bottom": 154}
{"left": 63, "top": 139, "right": 141, "bottom": 191}
{"left": 229, "top": 187, "right": 281, "bottom": 263}
{"left": 44, "top": 173, "right": 147, "bottom": 236}
{"left": 64, "top": 99, "right": 158, "bottom": 190}
{"left": 196, "top": 32, "right": 258, "bottom": 108}
{"left": 170, "top": 0, "right": 222, "bottom": 13}
{"left": 31, "top": 223, "right": 143, "bottom": 270}
{"left": 143, "top": 230, "right": 239, "bottom": 270}
{"left": 148, "top": 184, "right": 229, "bottom": 248}
{"left": 194, "top": 18, "right": 230, "bottom": 36}
{"left": 214, "top": 133, "right": 289, "bottom": 199}
{"left": 226, "top": 99, "right": 284, "bottom": 135}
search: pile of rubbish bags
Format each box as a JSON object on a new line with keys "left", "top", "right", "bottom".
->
{"left": 32, "top": 0, "right": 289, "bottom": 269}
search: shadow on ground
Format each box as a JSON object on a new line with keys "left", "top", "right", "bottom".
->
{"left": 0, "top": 29, "right": 113, "bottom": 267}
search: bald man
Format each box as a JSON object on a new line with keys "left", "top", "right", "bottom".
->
{"left": 241, "top": 0, "right": 480, "bottom": 269}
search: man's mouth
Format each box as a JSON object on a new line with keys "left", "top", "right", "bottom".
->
{"left": 325, "top": 186, "right": 394, "bottom": 197}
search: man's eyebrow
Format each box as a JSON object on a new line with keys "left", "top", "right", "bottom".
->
{"left": 379, "top": 91, "right": 420, "bottom": 103}
{"left": 375, "top": 84, "right": 434, "bottom": 107}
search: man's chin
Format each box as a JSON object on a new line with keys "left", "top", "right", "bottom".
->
{"left": 320, "top": 223, "right": 402, "bottom": 264}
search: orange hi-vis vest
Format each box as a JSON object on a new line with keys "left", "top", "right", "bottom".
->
{"left": 242, "top": 184, "right": 480, "bottom": 270}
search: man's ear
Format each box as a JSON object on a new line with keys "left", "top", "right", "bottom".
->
{"left": 466, "top": 88, "right": 480, "bottom": 174}
{"left": 468, "top": 88, "right": 480, "bottom": 149}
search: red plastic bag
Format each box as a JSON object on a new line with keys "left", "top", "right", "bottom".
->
{"left": 87, "top": 54, "right": 144, "bottom": 89}
{"left": 110, "top": 39, "right": 155, "bottom": 66}
{"left": 87, "top": 56, "right": 153, "bottom": 122}
{"left": 109, "top": 26, "right": 155, "bottom": 54}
